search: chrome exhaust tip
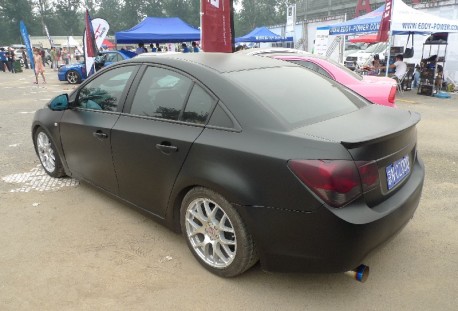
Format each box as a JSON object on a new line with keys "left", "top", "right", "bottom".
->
{"left": 344, "top": 264, "right": 369, "bottom": 283}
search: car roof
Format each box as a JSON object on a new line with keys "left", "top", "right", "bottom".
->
{"left": 128, "top": 52, "right": 298, "bottom": 73}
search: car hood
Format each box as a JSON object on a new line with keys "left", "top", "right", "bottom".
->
{"left": 291, "top": 105, "right": 420, "bottom": 147}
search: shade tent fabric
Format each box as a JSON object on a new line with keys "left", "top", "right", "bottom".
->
{"left": 326, "top": 0, "right": 458, "bottom": 36}
{"left": 115, "top": 17, "right": 200, "bottom": 44}
{"left": 235, "top": 27, "right": 291, "bottom": 43}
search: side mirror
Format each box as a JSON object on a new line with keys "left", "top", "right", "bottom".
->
{"left": 49, "top": 94, "right": 69, "bottom": 111}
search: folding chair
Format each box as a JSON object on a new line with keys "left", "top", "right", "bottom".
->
{"left": 397, "top": 73, "right": 407, "bottom": 93}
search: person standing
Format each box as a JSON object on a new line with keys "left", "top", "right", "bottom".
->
{"left": 33, "top": 48, "right": 46, "bottom": 84}
{"left": 136, "top": 43, "right": 147, "bottom": 54}
{"left": 40, "top": 49, "right": 46, "bottom": 66}
{"left": 21, "top": 48, "right": 29, "bottom": 69}
{"left": 412, "top": 64, "right": 421, "bottom": 88}
{"left": 62, "top": 48, "right": 69, "bottom": 65}
{"left": 50, "top": 47, "right": 57, "bottom": 70}
{"left": 7, "top": 47, "right": 15, "bottom": 73}
{"left": 192, "top": 41, "right": 200, "bottom": 53}
{"left": 0, "top": 48, "right": 7, "bottom": 72}
{"left": 181, "top": 43, "right": 190, "bottom": 53}
{"left": 57, "top": 48, "right": 62, "bottom": 66}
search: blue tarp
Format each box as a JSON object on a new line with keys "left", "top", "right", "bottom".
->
{"left": 235, "top": 27, "right": 291, "bottom": 43}
{"left": 115, "top": 17, "right": 200, "bottom": 44}
{"left": 328, "top": 5, "right": 385, "bottom": 35}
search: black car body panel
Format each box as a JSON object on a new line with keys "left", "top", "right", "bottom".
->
{"left": 32, "top": 53, "right": 425, "bottom": 274}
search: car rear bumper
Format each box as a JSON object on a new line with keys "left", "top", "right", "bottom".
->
{"left": 237, "top": 157, "right": 425, "bottom": 273}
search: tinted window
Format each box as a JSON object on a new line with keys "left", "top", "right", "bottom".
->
{"left": 105, "top": 53, "right": 118, "bottom": 62}
{"left": 208, "top": 104, "right": 234, "bottom": 129}
{"left": 76, "top": 66, "right": 135, "bottom": 111}
{"left": 130, "top": 67, "right": 192, "bottom": 120}
{"left": 291, "top": 60, "right": 332, "bottom": 79}
{"left": 229, "top": 67, "right": 365, "bottom": 126}
{"left": 182, "top": 84, "right": 215, "bottom": 124}
{"left": 291, "top": 59, "right": 363, "bottom": 81}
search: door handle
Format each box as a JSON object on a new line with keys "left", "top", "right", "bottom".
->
{"left": 93, "top": 130, "right": 108, "bottom": 139}
{"left": 156, "top": 142, "right": 178, "bottom": 153}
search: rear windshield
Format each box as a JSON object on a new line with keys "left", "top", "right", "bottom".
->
{"left": 228, "top": 67, "right": 367, "bottom": 127}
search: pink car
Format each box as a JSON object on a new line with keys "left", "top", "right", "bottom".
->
{"left": 271, "top": 54, "right": 397, "bottom": 107}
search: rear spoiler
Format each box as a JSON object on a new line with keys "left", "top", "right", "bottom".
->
{"left": 341, "top": 111, "right": 421, "bottom": 149}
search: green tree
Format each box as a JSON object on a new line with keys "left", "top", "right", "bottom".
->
{"left": 162, "top": 0, "right": 199, "bottom": 28}
{"left": 236, "top": 0, "right": 298, "bottom": 36}
{"left": 0, "top": 0, "right": 37, "bottom": 44}
{"left": 97, "top": 0, "right": 124, "bottom": 33}
{"left": 55, "top": 0, "right": 83, "bottom": 35}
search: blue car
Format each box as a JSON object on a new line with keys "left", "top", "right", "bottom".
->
{"left": 58, "top": 50, "right": 136, "bottom": 84}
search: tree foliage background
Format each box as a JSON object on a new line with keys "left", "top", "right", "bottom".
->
{"left": 0, "top": 0, "right": 297, "bottom": 45}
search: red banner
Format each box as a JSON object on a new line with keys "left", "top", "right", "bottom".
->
{"left": 376, "top": 0, "right": 392, "bottom": 42}
{"left": 201, "top": 0, "right": 234, "bottom": 53}
{"left": 84, "top": 9, "right": 98, "bottom": 58}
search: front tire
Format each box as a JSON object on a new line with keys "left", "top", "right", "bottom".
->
{"left": 180, "top": 187, "right": 258, "bottom": 277}
{"left": 34, "top": 128, "right": 66, "bottom": 178}
{"left": 66, "top": 70, "right": 81, "bottom": 84}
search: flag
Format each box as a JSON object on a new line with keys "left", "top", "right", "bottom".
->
{"left": 84, "top": 9, "right": 98, "bottom": 58}
{"left": 84, "top": 18, "right": 109, "bottom": 78}
{"left": 376, "top": 0, "right": 392, "bottom": 42}
{"left": 43, "top": 23, "right": 54, "bottom": 47}
{"left": 201, "top": 0, "right": 234, "bottom": 52}
{"left": 19, "top": 20, "right": 34, "bottom": 70}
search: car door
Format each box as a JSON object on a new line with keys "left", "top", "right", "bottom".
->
{"left": 59, "top": 65, "right": 139, "bottom": 193}
{"left": 111, "top": 65, "right": 216, "bottom": 217}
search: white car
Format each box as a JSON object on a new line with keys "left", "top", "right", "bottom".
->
{"left": 345, "top": 42, "right": 387, "bottom": 70}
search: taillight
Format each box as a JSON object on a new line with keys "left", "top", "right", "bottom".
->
{"left": 288, "top": 160, "right": 379, "bottom": 208}
{"left": 356, "top": 161, "right": 379, "bottom": 192}
{"left": 388, "top": 85, "right": 396, "bottom": 104}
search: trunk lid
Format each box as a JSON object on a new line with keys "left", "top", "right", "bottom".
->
{"left": 292, "top": 105, "right": 420, "bottom": 206}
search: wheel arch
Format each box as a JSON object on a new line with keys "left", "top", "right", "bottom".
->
{"left": 31, "top": 118, "right": 70, "bottom": 176}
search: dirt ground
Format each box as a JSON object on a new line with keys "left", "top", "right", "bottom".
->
{"left": 0, "top": 68, "right": 457, "bottom": 310}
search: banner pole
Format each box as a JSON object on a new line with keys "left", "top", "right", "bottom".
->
{"left": 385, "top": 0, "right": 394, "bottom": 77}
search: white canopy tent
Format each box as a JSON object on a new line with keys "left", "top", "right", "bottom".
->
{"left": 390, "top": 0, "right": 458, "bottom": 35}
{"left": 320, "top": 0, "right": 458, "bottom": 79}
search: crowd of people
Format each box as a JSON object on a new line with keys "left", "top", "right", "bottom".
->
{"left": 0, "top": 46, "right": 75, "bottom": 74}
{"left": 0, "top": 45, "right": 77, "bottom": 84}
{"left": 134, "top": 41, "right": 200, "bottom": 54}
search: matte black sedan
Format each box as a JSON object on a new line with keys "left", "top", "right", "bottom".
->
{"left": 32, "top": 53, "right": 424, "bottom": 278}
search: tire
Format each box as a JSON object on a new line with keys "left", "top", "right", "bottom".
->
{"left": 180, "top": 187, "right": 258, "bottom": 277}
{"left": 34, "top": 128, "right": 66, "bottom": 178}
{"left": 66, "top": 70, "right": 81, "bottom": 84}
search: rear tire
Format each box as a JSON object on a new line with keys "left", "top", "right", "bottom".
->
{"left": 34, "top": 128, "right": 66, "bottom": 178}
{"left": 180, "top": 187, "right": 258, "bottom": 277}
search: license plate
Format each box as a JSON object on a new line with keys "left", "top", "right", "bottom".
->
{"left": 386, "top": 155, "right": 410, "bottom": 190}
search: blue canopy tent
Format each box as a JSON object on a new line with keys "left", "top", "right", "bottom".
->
{"left": 115, "top": 17, "right": 200, "bottom": 44}
{"left": 327, "top": 5, "right": 385, "bottom": 35}
{"left": 235, "top": 27, "right": 291, "bottom": 43}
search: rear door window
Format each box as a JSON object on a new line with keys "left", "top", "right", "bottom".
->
{"left": 182, "top": 84, "right": 216, "bottom": 124}
{"left": 129, "top": 67, "right": 192, "bottom": 121}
